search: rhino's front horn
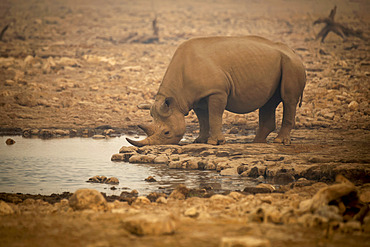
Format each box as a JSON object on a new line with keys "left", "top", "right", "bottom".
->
{"left": 126, "top": 137, "right": 151, "bottom": 147}
{"left": 138, "top": 124, "right": 155, "bottom": 137}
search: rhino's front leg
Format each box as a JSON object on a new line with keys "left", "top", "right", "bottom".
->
{"left": 207, "top": 93, "right": 227, "bottom": 145}
{"left": 194, "top": 107, "right": 210, "bottom": 143}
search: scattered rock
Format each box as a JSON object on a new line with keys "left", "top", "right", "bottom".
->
{"left": 119, "top": 146, "right": 138, "bottom": 153}
{"left": 220, "top": 167, "right": 239, "bottom": 176}
{"left": 169, "top": 184, "right": 189, "bottom": 200}
{"left": 132, "top": 196, "right": 151, "bottom": 206}
{"left": 105, "top": 177, "right": 119, "bottom": 185}
{"left": 137, "top": 103, "right": 151, "bottom": 110}
{"left": 145, "top": 176, "right": 157, "bottom": 182}
{"left": 111, "top": 152, "right": 136, "bottom": 162}
{"left": 298, "top": 175, "right": 368, "bottom": 224}
{"left": 256, "top": 183, "right": 276, "bottom": 192}
{"left": 220, "top": 236, "right": 271, "bottom": 247}
{"left": 156, "top": 196, "right": 168, "bottom": 204}
{"left": 129, "top": 154, "right": 156, "bottom": 163}
{"left": 348, "top": 101, "right": 359, "bottom": 111}
{"left": 273, "top": 172, "right": 295, "bottom": 185}
{"left": 340, "top": 220, "right": 362, "bottom": 233}
{"left": 153, "top": 155, "right": 169, "bottom": 164}
{"left": 87, "top": 176, "right": 119, "bottom": 185}
{"left": 146, "top": 192, "right": 166, "bottom": 202}
{"left": 92, "top": 134, "right": 106, "bottom": 139}
{"left": 209, "top": 194, "right": 235, "bottom": 204}
{"left": 69, "top": 189, "right": 108, "bottom": 211}
{"left": 243, "top": 186, "right": 273, "bottom": 194}
{"left": 0, "top": 200, "right": 14, "bottom": 215}
{"left": 5, "top": 138, "right": 15, "bottom": 145}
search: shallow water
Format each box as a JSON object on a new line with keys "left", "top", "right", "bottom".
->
{"left": 0, "top": 136, "right": 257, "bottom": 196}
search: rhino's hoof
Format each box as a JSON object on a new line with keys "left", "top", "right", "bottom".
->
{"left": 252, "top": 138, "right": 267, "bottom": 143}
{"left": 194, "top": 137, "right": 208, "bottom": 143}
{"left": 207, "top": 138, "right": 226, "bottom": 145}
{"left": 274, "top": 137, "right": 291, "bottom": 145}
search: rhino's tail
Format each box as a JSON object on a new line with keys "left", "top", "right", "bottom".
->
{"left": 298, "top": 92, "right": 303, "bottom": 108}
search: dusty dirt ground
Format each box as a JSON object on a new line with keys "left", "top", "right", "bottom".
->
{"left": 0, "top": 0, "right": 369, "bottom": 246}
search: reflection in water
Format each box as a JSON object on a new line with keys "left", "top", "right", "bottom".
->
{"left": 0, "top": 136, "right": 256, "bottom": 195}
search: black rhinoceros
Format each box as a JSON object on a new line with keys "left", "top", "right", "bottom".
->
{"left": 127, "top": 36, "right": 306, "bottom": 146}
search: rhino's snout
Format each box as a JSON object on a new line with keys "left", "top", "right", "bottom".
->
{"left": 126, "top": 125, "right": 184, "bottom": 147}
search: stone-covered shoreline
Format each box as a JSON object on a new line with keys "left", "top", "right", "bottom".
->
{"left": 112, "top": 129, "right": 370, "bottom": 185}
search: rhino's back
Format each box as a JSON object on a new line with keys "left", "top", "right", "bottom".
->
{"left": 176, "top": 36, "right": 290, "bottom": 113}
{"left": 177, "top": 36, "right": 294, "bottom": 60}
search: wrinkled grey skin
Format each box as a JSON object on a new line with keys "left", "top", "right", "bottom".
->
{"left": 126, "top": 36, "right": 306, "bottom": 147}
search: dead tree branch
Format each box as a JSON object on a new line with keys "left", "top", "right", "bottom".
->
{"left": 0, "top": 24, "right": 9, "bottom": 41}
{"left": 152, "top": 16, "right": 159, "bottom": 36}
{"left": 313, "top": 6, "right": 366, "bottom": 43}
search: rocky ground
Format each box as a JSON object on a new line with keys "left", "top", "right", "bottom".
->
{"left": 0, "top": 0, "right": 369, "bottom": 246}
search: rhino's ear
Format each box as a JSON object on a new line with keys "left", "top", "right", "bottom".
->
{"left": 159, "top": 97, "right": 174, "bottom": 117}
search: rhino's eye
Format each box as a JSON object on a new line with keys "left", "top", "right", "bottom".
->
{"left": 164, "top": 131, "right": 170, "bottom": 135}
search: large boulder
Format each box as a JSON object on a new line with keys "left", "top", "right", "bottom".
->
{"left": 121, "top": 213, "right": 176, "bottom": 236}
{"left": 69, "top": 189, "right": 108, "bottom": 211}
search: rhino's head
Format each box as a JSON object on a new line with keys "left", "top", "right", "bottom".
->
{"left": 126, "top": 95, "right": 186, "bottom": 147}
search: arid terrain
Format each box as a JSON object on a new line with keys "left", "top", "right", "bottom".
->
{"left": 0, "top": 0, "right": 369, "bottom": 246}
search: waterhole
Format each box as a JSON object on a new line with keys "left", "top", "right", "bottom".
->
{"left": 0, "top": 136, "right": 257, "bottom": 196}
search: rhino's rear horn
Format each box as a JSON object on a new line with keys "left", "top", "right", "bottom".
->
{"left": 157, "top": 97, "right": 174, "bottom": 117}
{"left": 138, "top": 124, "right": 155, "bottom": 137}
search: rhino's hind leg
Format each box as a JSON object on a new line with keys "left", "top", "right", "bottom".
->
{"left": 274, "top": 54, "right": 306, "bottom": 145}
{"left": 274, "top": 102, "right": 297, "bottom": 145}
{"left": 254, "top": 91, "right": 281, "bottom": 143}
{"left": 193, "top": 106, "right": 210, "bottom": 143}
{"left": 207, "top": 93, "right": 227, "bottom": 145}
